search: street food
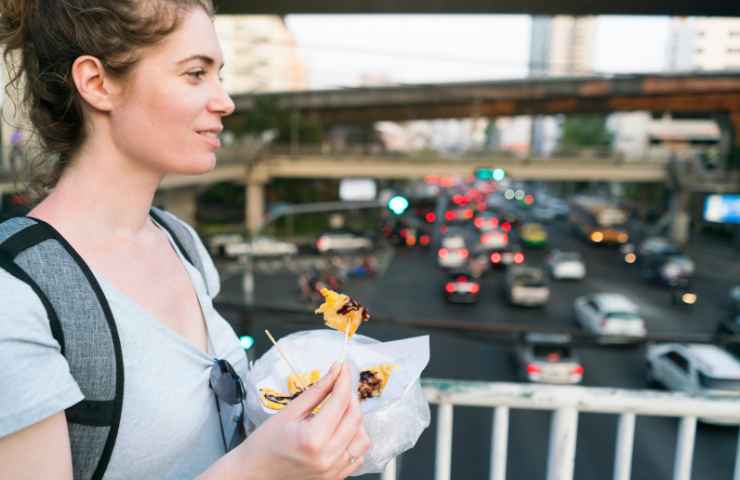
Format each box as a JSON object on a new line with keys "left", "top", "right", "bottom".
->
{"left": 258, "top": 387, "right": 300, "bottom": 411}
{"left": 288, "top": 369, "right": 321, "bottom": 395}
{"left": 358, "top": 364, "right": 397, "bottom": 400}
{"left": 315, "top": 288, "right": 370, "bottom": 337}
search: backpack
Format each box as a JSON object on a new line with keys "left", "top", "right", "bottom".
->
{"left": 0, "top": 207, "right": 211, "bottom": 480}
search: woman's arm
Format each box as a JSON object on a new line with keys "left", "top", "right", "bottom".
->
{"left": 0, "top": 412, "right": 74, "bottom": 480}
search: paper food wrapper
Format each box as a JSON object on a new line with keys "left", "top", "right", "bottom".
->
{"left": 244, "top": 329, "right": 431, "bottom": 475}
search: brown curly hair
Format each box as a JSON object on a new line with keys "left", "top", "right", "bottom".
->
{"left": 0, "top": 0, "right": 214, "bottom": 198}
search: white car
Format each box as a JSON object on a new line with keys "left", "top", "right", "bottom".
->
{"left": 224, "top": 236, "right": 297, "bottom": 258}
{"left": 506, "top": 267, "right": 550, "bottom": 307}
{"left": 547, "top": 250, "right": 586, "bottom": 280}
{"left": 316, "top": 231, "right": 372, "bottom": 253}
{"left": 438, "top": 235, "right": 469, "bottom": 269}
{"left": 574, "top": 293, "right": 646, "bottom": 338}
{"left": 207, "top": 233, "right": 244, "bottom": 256}
{"left": 478, "top": 228, "right": 508, "bottom": 250}
{"left": 646, "top": 343, "right": 740, "bottom": 425}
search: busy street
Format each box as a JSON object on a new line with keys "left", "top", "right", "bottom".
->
{"left": 216, "top": 181, "right": 740, "bottom": 480}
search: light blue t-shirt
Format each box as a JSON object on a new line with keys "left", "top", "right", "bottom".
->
{"left": 0, "top": 214, "right": 248, "bottom": 479}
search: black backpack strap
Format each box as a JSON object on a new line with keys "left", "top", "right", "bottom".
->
{"left": 150, "top": 207, "right": 213, "bottom": 296}
{"left": 0, "top": 217, "right": 124, "bottom": 480}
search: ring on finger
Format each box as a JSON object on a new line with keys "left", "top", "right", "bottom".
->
{"left": 347, "top": 449, "right": 358, "bottom": 465}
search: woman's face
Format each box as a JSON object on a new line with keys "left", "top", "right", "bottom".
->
{"left": 109, "top": 7, "right": 235, "bottom": 176}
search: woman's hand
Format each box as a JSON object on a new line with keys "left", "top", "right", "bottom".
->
{"left": 239, "top": 362, "right": 372, "bottom": 480}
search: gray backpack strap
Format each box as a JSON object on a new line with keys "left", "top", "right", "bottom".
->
{"left": 0, "top": 217, "right": 123, "bottom": 480}
{"left": 149, "top": 207, "right": 213, "bottom": 296}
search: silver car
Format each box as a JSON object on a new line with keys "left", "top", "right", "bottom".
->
{"left": 646, "top": 343, "right": 740, "bottom": 425}
{"left": 506, "top": 267, "right": 550, "bottom": 307}
{"left": 513, "top": 333, "right": 583, "bottom": 384}
{"left": 574, "top": 293, "right": 646, "bottom": 339}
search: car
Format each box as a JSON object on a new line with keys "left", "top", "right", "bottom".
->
{"left": 729, "top": 285, "right": 740, "bottom": 317}
{"left": 489, "top": 242, "right": 525, "bottom": 268}
{"left": 473, "top": 213, "right": 500, "bottom": 232}
{"left": 443, "top": 206, "right": 475, "bottom": 224}
{"left": 505, "top": 266, "right": 550, "bottom": 307}
{"left": 477, "top": 227, "right": 509, "bottom": 251}
{"left": 520, "top": 222, "right": 548, "bottom": 248}
{"left": 437, "top": 235, "right": 469, "bottom": 269}
{"left": 640, "top": 242, "right": 695, "bottom": 286}
{"left": 574, "top": 293, "right": 647, "bottom": 338}
{"left": 443, "top": 270, "right": 480, "bottom": 303}
{"left": 646, "top": 343, "right": 740, "bottom": 425}
{"left": 207, "top": 232, "right": 245, "bottom": 257}
{"left": 531, "top": 206, "right": 558, "bottom": 223}
{"left": 547, "top": 250, "right": 586, "bottom": 280}
{"left": 316, "top": 230, "right": 372, "bottom": 253}
{"left": 386, "top": 217, "right": 432, "bottom": 248}
{"left": 224, "top": 236, "right": 297, "bottom": 258}
{"left": 512, "top": 333, "right": 584, "bottom": 384}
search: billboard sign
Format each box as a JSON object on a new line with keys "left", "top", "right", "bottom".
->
{"left": 339, "top": 178, "right": 377, "bottom": 201}
{"left": 703, "top": 194, "right": 740, "bottom": 224}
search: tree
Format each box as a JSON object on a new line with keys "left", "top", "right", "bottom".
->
{"left": 559, "top": 114, "right": 613, "bottom": 149}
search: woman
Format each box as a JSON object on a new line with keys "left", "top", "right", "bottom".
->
{"left": 0, "top": 1, "right": 370, "bottom": 478}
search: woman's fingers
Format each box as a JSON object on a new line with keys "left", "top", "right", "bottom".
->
{"left": 282, "top": 362, "right": 341, "bottom": 420}
{"left": 309, "top": 363, "right": 354, "bottom": 439}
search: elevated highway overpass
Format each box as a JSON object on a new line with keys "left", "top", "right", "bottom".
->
{"left": 215, "top": 0, "right": 738, "bottom": 17}
{"left": 233, "top": 72, "right": 740, "bottom": 136}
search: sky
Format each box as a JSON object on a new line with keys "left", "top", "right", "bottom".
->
{"left": 284, "top": 15, "right": 673, "bottom": 89}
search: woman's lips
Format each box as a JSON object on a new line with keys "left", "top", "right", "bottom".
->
{"left": 196, "top": 131, "right": 221, "bottom": 149}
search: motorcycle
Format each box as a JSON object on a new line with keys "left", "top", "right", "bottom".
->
{"left": 669, "top": 277, "right": 698, "bottom": 306}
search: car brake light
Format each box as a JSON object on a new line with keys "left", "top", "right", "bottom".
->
{"left": 445, "top": 282, "right": 456, "bottom": 293}
{"left": 445, "top": 211, "right": 455, "bottom": 221}
{"left": 425, "top": 212, "right": 436, "bottom": 223}
{"left": 420, "top": 234, "right": 430, "bottom": 246}
{"left": 514, "top": 252, "right": 524, "bottom": 264}
{"left": 456, "top": 275, "right": 468, "bottom": 282}
{"left": 399, "top": 228, "right": 408, "bottom": 238}
{"left": 527, "top": 363, "right": 541, "bottom": 374}
{"left": 571, "top": 365, "right": 584, "bottom": 376}
{"left": 491, "top": 252, "right": 502, "bottom": 263}
{"left": 316, "top": 238, "right": 327, "bottom": 251}
{"left": 406, "top": 236, "right": 416, "bottom": 247}
{"left": 474, "top": 218, "right": 483, "bottom": 229}
{"left": 470, "top": 283, "right": 480, "bottom": 294}
{"left": 502, "top": 221, "right": 511, "bottom": 232}
{"left": 460, "top": 248, "right": 469, "bottom": 258}
{"left": 464, "top": 209, "right": 473, "bottom": 219}
{"left": 439, "top": 248, "right": 448, "bottom": 257}
{"left": 492, "top": 218, "right": 499, "bottom": 227}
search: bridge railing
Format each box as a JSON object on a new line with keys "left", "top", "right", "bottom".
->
{"left": 381, "top": 379, "right": 740, "bottom": 480}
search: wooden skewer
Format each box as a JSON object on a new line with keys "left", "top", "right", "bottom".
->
{"left": 339, "top": 321, "right": 351, "bottom": 365}
{"left": 264, "top": 329, "right": 308, "bottom": 391}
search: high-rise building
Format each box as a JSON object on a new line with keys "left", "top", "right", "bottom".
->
{"left": 525, "top": 16, "right": 597, "bottom": 156}
{"left": 214, "top": 15, "right": 306, "bottom": 94}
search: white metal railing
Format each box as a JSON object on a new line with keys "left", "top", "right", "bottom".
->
{"left": 381, "top": 379, "right": 740, "bottom": 480}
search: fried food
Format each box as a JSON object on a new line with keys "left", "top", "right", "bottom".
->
{"left": 259, "top": 387, "right": 300, "bottom": 411}
{"left": 314, "top": 288, "right": 370, "bottom": 337}
{"left": 287, "top": 369, "right": 321, "bottom": 395}
{"left": 358, "top": 363, "right": 397, "bottom": 400}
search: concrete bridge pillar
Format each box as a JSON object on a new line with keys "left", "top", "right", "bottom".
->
{"left": 246, "top": 180, "right": 265, "bottom": 234}
{"left": 155, "top": 186, "right": 198, "bottom": 226}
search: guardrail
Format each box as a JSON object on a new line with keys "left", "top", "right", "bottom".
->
{"left": 381, "top": 379, "right": 740, "bottom": 480}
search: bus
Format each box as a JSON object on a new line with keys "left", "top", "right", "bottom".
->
{"left": 568, "top": 196, "right": 629, "bottom": 245}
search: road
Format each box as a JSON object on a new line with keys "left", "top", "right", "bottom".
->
{"left": 215, "top": 219, "right": 739, "bottom": 480}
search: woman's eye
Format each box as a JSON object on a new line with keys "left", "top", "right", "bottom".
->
{"left": 187, "top": 70, "right": 206, "bottom": 80}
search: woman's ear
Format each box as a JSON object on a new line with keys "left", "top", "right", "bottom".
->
{"left": 70, "top": 55, "right": 122, "bottom": 112}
